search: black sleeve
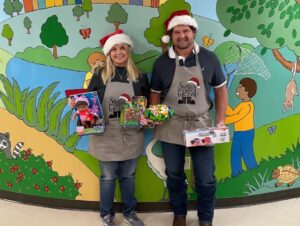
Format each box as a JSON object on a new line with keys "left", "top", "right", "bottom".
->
{"left": 211, "top": 51, "right": 226, "bottom": 87}
{"left": 132, "top": 72, "right": 150, "bottom": 104}
{"left": 150, "top": 58, "right": 163, "bottom": 93}
{"left": 139, "top": 73, "right": 150, "bottom": 100}
{"left": 87, "top": 70, "right": 106, "bottom": 103}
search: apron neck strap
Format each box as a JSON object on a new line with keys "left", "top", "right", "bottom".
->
{"left": 175, "top": 47, "right": 200, "bottom": 66}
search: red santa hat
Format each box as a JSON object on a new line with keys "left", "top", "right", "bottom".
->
{"left": 119, "top": 93, "right": 131, "bottom": 102}
{"left": 99, "top": 29, "right": 133, "bottom": 55}
{"left": 187, "top": 77, "right": 200, "bottom": 88}
{"left": 161, "top": 10, "right": 198, "bottom": 44}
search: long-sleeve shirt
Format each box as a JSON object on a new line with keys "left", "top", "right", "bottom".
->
{"left": 225, "top": 101, "right": 254, "bottom": 131}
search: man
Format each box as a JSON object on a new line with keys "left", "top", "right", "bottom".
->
{"left": 149, "top": 10, "right": 228, "bottom": 226}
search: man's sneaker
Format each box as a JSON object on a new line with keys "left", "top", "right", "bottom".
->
{"left": 100, "top": 214, "right": 116, "bottom": 226}
{"left": 123, "top": 211, "right": 144, "bottom": 226}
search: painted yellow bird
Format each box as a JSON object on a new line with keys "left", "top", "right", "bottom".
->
{"left": 202, "top": 34, "right": 214, "bottom": 48}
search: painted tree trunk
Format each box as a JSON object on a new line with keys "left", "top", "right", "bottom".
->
{"left": 53, "top": 45, "right": 58, "bottom": 59}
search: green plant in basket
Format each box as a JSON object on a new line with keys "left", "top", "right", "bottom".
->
{"left": 144, "top": 104, "right": 174, "bottom": 122}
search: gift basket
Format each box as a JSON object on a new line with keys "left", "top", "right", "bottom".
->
{"left": 144, "top": 104, "right": 174, "bottom": 122}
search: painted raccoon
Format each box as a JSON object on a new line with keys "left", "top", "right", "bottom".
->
{"left": 0, "top": 132, "right": 24, "bottom": 159}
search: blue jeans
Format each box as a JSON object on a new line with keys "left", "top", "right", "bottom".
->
{"left": 99, "top": 158, "right": 138, "bottom": 217}
{"left": 162, "top": 142, "right": 216, "bottom": 223}
{"left": 231, "top": 129, "right": 257, "bottom": 176}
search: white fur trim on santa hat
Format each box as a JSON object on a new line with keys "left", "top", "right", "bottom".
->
{"left": 119, "top": 93, "right": 131, "bottom": 102}
{"left": 102, "top": 33, "right": 133, "bottom": 55}
{"left": 167, "top": 15, "right": 198, "bottom": 31}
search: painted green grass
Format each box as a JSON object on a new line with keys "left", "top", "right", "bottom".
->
{"left": 16, "top": 46, "right": 100, "bottom": 72}
{"left": 73, "top": 150, "right": 100, "bottom": 177}
{"left": 0, "top": 48, "right": 13, "bottom": 76}
{"left": 15, "top": 46, "right": 160, "bottom": 73}
{"left": 215, "top": 114, "right": 300, "bottom": 180}
{"left": 0, "top": 48, "right": 13, "bottom": 108}
{"left": 217, "top": 138, "right": 300, "bottom": 198}
{"left": 0, "top": 74, "right": 79, "bottom": 153}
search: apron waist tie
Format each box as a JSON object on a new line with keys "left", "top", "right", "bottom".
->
{"left": 173, "top": 115, "right": 201, "bottom": 130}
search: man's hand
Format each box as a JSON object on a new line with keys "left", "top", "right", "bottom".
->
{"left": 216, "top": 121, "right": 226, "bottom": 128}
{"left": 140, "top": 115, "right": 164, "bottom": 127}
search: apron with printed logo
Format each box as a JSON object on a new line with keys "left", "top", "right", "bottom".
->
{"left": 154, "top": 51, "right": 213, "bottom": 146}
{"left": 89, "top": 77, "right": 144, "bottom": 161}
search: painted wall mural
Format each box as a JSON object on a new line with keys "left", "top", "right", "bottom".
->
{"left": 0, "top": 0, "right": 300, "bottom": 209}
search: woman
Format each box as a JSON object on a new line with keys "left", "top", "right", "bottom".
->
{"left": 71, "top": 29, "right": 149, "bottom": 226}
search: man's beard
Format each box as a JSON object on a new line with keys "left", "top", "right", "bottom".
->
{"left": 175, "top": 39, "right": 193, "bottom": 50}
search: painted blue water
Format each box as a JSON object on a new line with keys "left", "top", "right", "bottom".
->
{"left": 6, "top": 58, "right": 85, "bottom": 97}
{"left": 6, "top": 57, "right": 90, "bottom": 150}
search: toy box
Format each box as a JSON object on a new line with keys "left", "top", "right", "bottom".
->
{"left": 183, "top": 127, "right": 230, "bottom": 147}
{"left": 120, "top": 96, "right": 147, "bottom": 128}
{"left": 66, "top": 90, "right": 105, "bottom": 135}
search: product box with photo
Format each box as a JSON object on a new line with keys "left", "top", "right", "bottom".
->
{"left": 183, "top": 127, "right": 230, "bottom": 147}
{"left": 66, "top": 89, "right": 105, "bottom": 135}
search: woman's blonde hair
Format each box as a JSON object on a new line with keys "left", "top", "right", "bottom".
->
{"left": 101, "top": 44, "right": 139, "bottom": 84}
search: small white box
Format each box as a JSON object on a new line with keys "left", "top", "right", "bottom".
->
{"left": 183, "top": 127, "right": 230, "bottom": 147}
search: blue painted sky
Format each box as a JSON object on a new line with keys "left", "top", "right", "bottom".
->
{"left": 186, "top": 0, "right": 218, "bottom": 21}
{"left": 0, "top": 0, "right": 218, "bottom": 22}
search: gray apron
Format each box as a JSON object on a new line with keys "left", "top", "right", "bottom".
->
{"left": 89, "top": 77, "right": 144, "bottom": 161}
{"left": 154, "top": 50, "right": 213, "bottom": 146}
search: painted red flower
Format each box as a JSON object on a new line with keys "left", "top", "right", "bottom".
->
{"left": 26, "top": 148, "right": 32, "bottom": 155}
{"left": 74, "top": 182, "right": 82, "bottom": 189}
{"left": 22, "top": 155, "right": 28, "bottom": 160}
{"left": 31, "top": 169, "right": 37, "bottom": 174}
{"left": 13, "top": 165, "right": 19, "bottom": 171}
{"left": 46, "top": 161, "right": 53, "bottom": 168}
{"left": 7, "top": 182, "right": 12, "bottom": 188}
{"left": 59, "top": 186, "right": 65, "bottom": 192}
{"left": 44, "top": 185, "right": 49, "bottom": 192}
{"left": 52, "top": 176, "right": 58, "bottom": 183}
{"left": 34, "top": 184, "right": 40, "bottom": 190}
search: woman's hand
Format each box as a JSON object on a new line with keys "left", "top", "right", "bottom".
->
{"left": 139, "top": 115, "right": 149, "bottom": 126}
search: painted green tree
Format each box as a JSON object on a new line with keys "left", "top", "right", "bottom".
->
{"left": 144, "top": 0, "right": 191, "bottom": 53}
{"left": 217, "top": 0, "right": 300, "bottom": 71}
{"left": 1, "top": 24, "right": 14, "bottom": 46}
{"left": 82, "top": 0, "right": 93, "bottom": 18}
{"left": 39, "top": 15, "right": 69, "bottom": 59}
{"left": 12, "top": 0, "right": 23, "bottom": 15}
{"left": 106, "top": 2, "right": 128, "bottom": 31}
{"left": 72, "top": 5, "right": 84, "bottom": 21}
{"left": 23, "top": 16, "right": 32, "bottom": 34}
{"left": 3, "top": 0, "right": 14, "bottom": 17}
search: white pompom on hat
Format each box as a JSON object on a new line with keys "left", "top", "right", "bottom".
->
{"left": 161, "top": 10, "right": 198, "bottom": 44}
{"left": 187, "top": 77, "right": 200, "bottom": 88}
{"left": 119, "top": 93, "right": 131, "bottom": 102}
{"left": 99, "top": 29, "right": 133, "bottom": 55}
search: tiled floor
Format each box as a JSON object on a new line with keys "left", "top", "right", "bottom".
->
{"left": 0, "top": 197, "right": 299, "bottom": 226}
